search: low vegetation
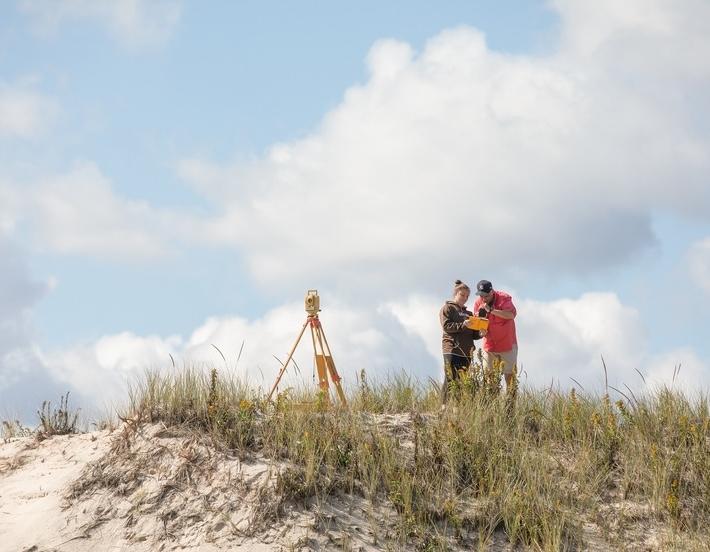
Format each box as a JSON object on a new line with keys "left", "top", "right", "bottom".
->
{"left": 111, "top": 364, "right": 710, "bottom": 551}
{"left": 36, "top": 391, "right": 81, "bottom": 440}
{"left": 1, "top": 419, "right": 33, "bottom": 443}
{"left": 2, "top": 392, "right": 80, "bottom": 443}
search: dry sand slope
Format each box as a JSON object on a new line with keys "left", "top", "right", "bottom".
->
{"left": 0, "top": 431, "right": 111, "bottom": 551}
{"left": 0, "top": 416, "right": 686, "bottom": 552}
{"left": 0, "top": 422, "right": 419, "bottom": 552}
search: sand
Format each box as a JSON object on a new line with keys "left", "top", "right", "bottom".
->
{"left": 0, "top": 417, "right": 698, "bottom": 551}
{"left": 0, "top": 424, "right": 397, "bottom": 552}
{"left": 0, "top": 431, "right": 111, "bottom": 551}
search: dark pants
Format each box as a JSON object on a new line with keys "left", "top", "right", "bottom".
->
{"left": 442, "top": 354, "right": 470, "bottom": 404}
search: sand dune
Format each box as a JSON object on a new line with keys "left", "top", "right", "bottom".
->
{"left": 0, "top": 424, "right": 406, "bottom": 552}
{"left": 0, "top": 415, "right": 695, "bottom": 551}
{"left": 0, "top": 431, "right": 111, "bottom": 551}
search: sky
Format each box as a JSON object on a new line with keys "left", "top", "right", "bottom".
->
{"left": 1, "top": 0, "right": 709, "bottom": 422}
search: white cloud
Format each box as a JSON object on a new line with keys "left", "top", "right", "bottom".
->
{"left": 382, "top": 294, "right": 442, "bottom": 360}
{"left": 0, "top": 240, "right": 48, "bottom": 365}
{"left": 8, "top": 290, "right": 701, "bottom": 419}
{"left": 23, "top": 161, "right": 199, "bottom": 261}
{"left": 515, "top": 293, "right": 648, "bottom": 389}
{"left": 0, "top": 183, "right": 21, "bottom": 236}
{"left": 0, "top": 79, "right": 58, "bottom": 139}
{"left": 4, "top": 2, "right": 710, "bottom": 417}
{"left": 2, "top": 288, "right": 705, "bottom": 422}
{"left": 386, "top": 290, "right": 708, "bottom": 393}
{"left": 688, "top": 237, "right": 710, "bottom": 294}
{"left": 41, "top": 332, "right": 182, "bottom": 403}
{"left": 0, "top": 236, "right": 65, "bottom": 422}
{"left": 18, "top": 0, "right": 182, "bottom": 50}
{"left": 553, "top": 0, "right": 710, "bottom": 76}
{"left": 36, "top": 297, "right": 434, "bottom": 409}
{"left": 644, "top": 348, "right": 708, "bottom": 397}
{"left": 8, "top": 0, "right": 706, "bottom": 289}
{"left": 175, "top": 2, "right": 710, "bottom": 291}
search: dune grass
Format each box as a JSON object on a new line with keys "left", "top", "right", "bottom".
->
{"left": 35, "top": 391, "right": 81, "bottom": 440}
{"left": 99, "top": 366, "right": 710, "bottom": 549}
{"left": 1, "top": 419, "right": 33, "bottom": 442}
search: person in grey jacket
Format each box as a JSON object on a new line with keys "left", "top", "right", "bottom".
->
{"left": 439, "top": 279, "right": 485, "bottom": 404}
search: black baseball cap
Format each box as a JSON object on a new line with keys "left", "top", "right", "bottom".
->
{"left": 476, "top": 280, "right": 493, "bottom": 296}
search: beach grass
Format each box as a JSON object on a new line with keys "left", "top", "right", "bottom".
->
{"left": 111, "top": 364, "right": 710, "bottom": 550}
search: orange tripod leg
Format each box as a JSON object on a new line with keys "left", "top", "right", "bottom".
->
{"left": 315, "top": 323, "right": 347, "bottom": 406}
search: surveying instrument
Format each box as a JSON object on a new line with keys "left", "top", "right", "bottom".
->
{"left": 267, "top": 290, "right": 347, "bottom": 406}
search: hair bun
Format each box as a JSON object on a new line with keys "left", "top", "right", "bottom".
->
{"left": 454, "top": 279, "right": 462, "bottom": 285}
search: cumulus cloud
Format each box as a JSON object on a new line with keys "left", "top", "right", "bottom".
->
{"left": 382, "top": 294, "right": 442, "bottom": 360}
{"left": 0, "top": 182, "right": 21, "bottom": 235}
{"left": 40, "top": 331, "right": 182, "bottom": 407}
{"left": 0, "top": 189, "right": 62, "bottom": 421}
{"left": 4, "top": 289, "right": 702, "bottom": 420}
{"left": 0, "top": 240, "right": 47, "bottom": 384}
{"left": 644, "top": 348, "right": 708, "bottom": 396}
{"left": 386, "top": 290, "right": 708, "bottom": 393}
{"left": 0, "top": 79, "right": 58, "bottom": 139}
{"left": 9, "top": 0, "right": 706, "bottom": 292}
{"left": 18, "top": 0, "right": 182, "bottom": 50}
{"left": 688, "top": 237, "right": 710, "bottom": 294}
{"left": 36, "top": 297, "right": 434, "bottom": 411}
{"left": 0, "top": 237, "right": 64, "bottom": 422}
{"left": 553, "top": 0, "right": 710, "bottom": 74}
{"left": 22, "top": 161, "right": 199, "bottom": 261}
{"left": 4, "top": 1, "right": 710, "bottom": 417}
{"left": 173, "top": 1, "right": 709, "bottom": 293}
{"left": 515, "top": 293, "right": 648, "bottom": 389}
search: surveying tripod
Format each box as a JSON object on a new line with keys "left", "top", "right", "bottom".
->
{"left": 267, "top": 291, "right": 347, "bottom": 406}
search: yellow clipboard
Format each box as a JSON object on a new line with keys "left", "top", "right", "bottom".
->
{"left": 465, "top": 316, "right": 489, "bottom": 331}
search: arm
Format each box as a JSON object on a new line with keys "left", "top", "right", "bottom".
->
{"left": 440, "top": 304, "right": 469, "bottom": 333}
{"left": 491, "top": 297, "right": 516, "bottom": 320}
{"left": 490, "top": 308, "right": 515, "bottom": 320}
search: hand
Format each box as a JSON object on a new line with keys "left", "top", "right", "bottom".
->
{"left": 479, "top": 329, "right": 487, "bottom": 337}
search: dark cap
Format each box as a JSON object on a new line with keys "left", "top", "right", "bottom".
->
{"left": 475, "top": 280, "right": 493, "bottom": 296}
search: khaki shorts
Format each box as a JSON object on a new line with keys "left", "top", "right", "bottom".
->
{"left": 483, "top": 345, "right": 518, "bottom": 376}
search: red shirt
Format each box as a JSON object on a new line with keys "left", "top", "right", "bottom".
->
{"left": 473, "top": 291, "right": 517, "bottom": 352}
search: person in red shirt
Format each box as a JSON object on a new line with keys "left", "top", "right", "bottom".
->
{"left": 472, "top": 280, "right": 518, "bottom": 391}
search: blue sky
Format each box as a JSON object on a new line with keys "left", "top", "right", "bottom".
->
{"left": 5, "top": 0, "right": 556, "bottom": 343}
{"left": 1, "top": 0, "right": 709, "bottom": 421}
